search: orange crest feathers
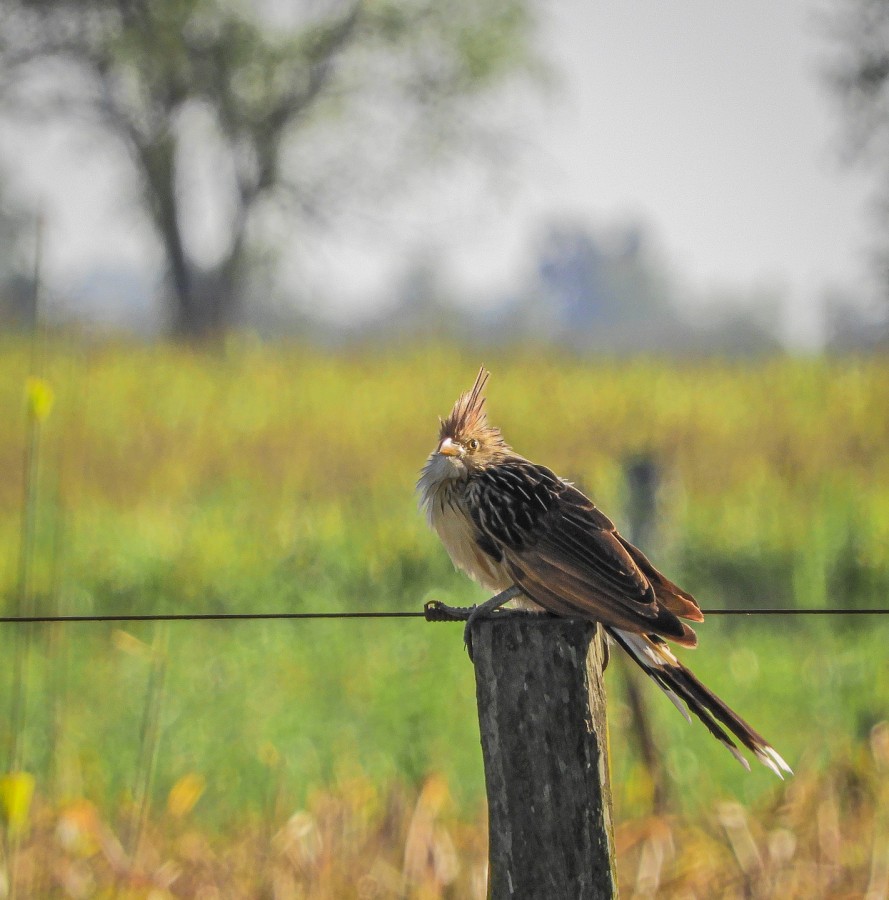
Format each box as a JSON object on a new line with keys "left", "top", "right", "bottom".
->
{"left": 440, "top": 367, "right": 491, "bottom": 441}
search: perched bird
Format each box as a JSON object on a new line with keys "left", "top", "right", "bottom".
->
{"left": 418, "top": 367, "right": 791, "bottom": 777}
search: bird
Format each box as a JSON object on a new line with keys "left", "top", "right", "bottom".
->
{"left": 417, "top": 367, "right": 791, "bottom": 778}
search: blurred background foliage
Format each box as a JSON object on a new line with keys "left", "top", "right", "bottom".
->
{"left": 1, "top": 342, "right": 888, "bottom": 894}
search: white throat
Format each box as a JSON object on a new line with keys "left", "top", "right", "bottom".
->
{"left": 417, "top": 451, "right": 466, "bottom": 522}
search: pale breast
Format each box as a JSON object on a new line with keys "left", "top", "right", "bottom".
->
{"left": 418, "top": 452, "right": 543, "bottom": 610}
{"left": 429, "top": 495, "right": 512, "bottom": 593}
{"left": 419, "top": 476, "right": 537, "bottom": 612}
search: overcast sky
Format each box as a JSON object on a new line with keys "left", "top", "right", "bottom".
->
{"left": 0, "top": 0, "right": 878, "bottom": 347}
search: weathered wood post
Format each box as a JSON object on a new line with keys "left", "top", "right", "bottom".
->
{"left": 470, "top": 615, "right": 618, "bottom": 899}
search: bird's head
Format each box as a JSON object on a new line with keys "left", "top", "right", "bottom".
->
{"left": 429, "top": 367, "right": 511, "bottom": 479}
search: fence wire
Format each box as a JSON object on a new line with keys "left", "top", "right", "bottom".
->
{"left": 1, "top": 607, "right": 888, "bottom": 624}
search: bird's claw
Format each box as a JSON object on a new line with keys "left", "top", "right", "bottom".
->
{"left": 425, "top": 590, "right": 525, "bottom": 663}
{"left": 463, "top": 614, "right": 478, "bottom": 662}
{"left": 423, "top": 600, "right": 475, "bottom": 622}
{"left": 423, "top": 601, "right": 482, "bottom": 660}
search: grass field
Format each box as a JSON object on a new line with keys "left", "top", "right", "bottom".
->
{"left": 1, "top": 337, "right": 888, "bottom": 895}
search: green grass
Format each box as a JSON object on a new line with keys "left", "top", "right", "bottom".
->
{"left": 14, "top": 613, "right": 887, "bottom": 829}
{"left": 1, "top": 337, "right": 888, "bottom": 833}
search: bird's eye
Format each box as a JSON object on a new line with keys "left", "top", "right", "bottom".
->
{"left": 467, "top": 438, "right": 480, "bottom": 452}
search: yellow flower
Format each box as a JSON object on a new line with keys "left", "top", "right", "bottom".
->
{"left": 25, "top": 377, "right": 54, "bottom": 421}
{"left": 0, "top": 771, "right": 35, "bottom": 835}
{"left": 167, "top": 773, "right": 206, "bottom": 818}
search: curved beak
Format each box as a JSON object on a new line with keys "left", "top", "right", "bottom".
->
{"left": 437, "top": 437, "right": 461, "bottom": 457}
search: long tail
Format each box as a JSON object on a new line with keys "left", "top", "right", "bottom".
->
{"left": 609, "top": 627, "right": 793, "bottom": 778}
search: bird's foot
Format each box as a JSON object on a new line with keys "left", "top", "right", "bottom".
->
{"left": 425, "top": 586, "right": 524, "bottom": 661}
{"left": 423, "top": 600, "right": 485, "bottom": 658}
{"left": 423, "top": 600, "right": 476, "bottom": 623}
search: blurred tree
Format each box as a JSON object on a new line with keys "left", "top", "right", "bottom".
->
{"left": 532, "top": 219, "right": 682, "bottom": 349}
{"left": 0, "top": 0, "right": 536, "bottom": 339}
{"left": 831, "top": 0, "right": 889, "bottom": 299}
{"left": 0, "top": 182, "right": 34, "bottom": 328}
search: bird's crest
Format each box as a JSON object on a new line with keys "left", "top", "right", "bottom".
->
{"left": 440, "top": 367, "right": 491, "bottom": 441}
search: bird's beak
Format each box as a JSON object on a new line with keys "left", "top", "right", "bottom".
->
{"left": 437, "top": 437, "right": 461, "bottom": 457}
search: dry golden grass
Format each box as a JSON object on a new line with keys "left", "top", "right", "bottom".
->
{"left": 6, "top": 722, "right": 887, "bottom": 898}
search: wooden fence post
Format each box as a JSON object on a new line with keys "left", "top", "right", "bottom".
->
{"left": 471, "top": 615, "right": 618, "bottom": 899}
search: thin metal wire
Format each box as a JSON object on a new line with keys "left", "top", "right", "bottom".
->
{"left": 491, "top": 608, "right": 889, "bottom": 617}
{"left": 0, "top": 608, "right": 888, "bottom": 624}
{"left": 700, "top": 608, "right": 889, "bottom": 616}
{"left": 0, "top": 611, "right": 425, "bottom": 624}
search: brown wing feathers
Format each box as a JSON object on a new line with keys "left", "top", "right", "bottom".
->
{"left": 615, "top": 536, "right": 705, "bottom": 623}
{"left": 469, "top": 461, "right": 699, "bottom": 646}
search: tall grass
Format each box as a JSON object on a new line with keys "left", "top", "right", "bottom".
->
{"left": 0, "top": 337, "right": 887, "bottom": 894}
{"left": 3, "top": 719, "right": 888, "bottom": 897}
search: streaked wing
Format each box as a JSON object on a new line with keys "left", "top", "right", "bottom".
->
{"left": 615, "top": 533, "right": 704, "bottom": 622}
{"left": 468, "top": 462, "right": 694, "bottom": 638}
